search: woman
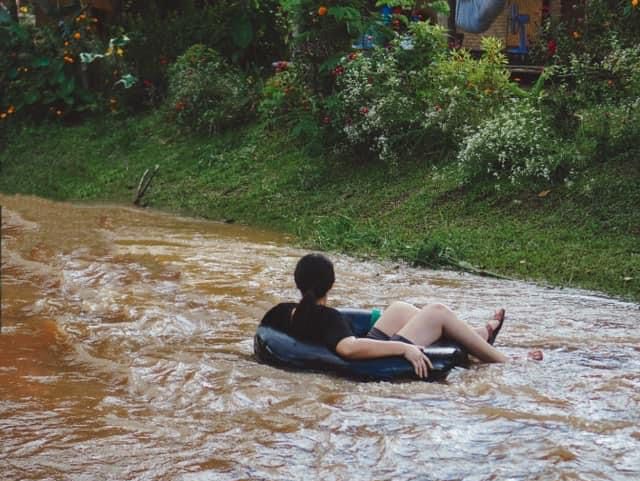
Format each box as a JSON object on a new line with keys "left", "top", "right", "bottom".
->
{"left": 260, "top": 253, "right": 511, "bottom": 379}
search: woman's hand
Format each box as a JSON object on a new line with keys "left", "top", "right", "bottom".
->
{"left": 403, "top": 344, "right": 433, "bottom": 379}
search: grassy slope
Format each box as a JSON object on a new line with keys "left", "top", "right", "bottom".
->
{"left": 1, "top": 113, "right": 638, "bottom": 301}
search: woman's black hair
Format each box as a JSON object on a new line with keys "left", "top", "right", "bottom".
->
{"left": 292, "top": 253, "right": 335, "bottom": 323}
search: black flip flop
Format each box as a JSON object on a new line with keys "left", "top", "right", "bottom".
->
{"left": 487, "top": 309, "right": 505, "bottom": 345}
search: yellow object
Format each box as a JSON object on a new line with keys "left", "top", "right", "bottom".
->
{"left": 318, "top": 6, "right": 328, "bottom": 16}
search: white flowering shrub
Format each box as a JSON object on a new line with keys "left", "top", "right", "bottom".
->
{"left": 326, "top": 47, "right": 421, "bottom": 163}
{"left": 457, "top": 100, "right": 571, "bottom": 184}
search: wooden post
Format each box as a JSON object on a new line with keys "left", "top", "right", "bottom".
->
{"left": 8, "top": 0, "right": 19, "bottom": 21}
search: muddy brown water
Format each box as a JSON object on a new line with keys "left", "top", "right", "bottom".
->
{"left": 1, "top": 194, "right": 639, "bottom": 481}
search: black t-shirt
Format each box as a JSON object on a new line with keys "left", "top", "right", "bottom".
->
{"left": 260, "top": 302, "right": 354, "bottom": 352}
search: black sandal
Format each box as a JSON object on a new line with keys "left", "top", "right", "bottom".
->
{"left": 486, "top": 308, "right": 505, "bottom": 345}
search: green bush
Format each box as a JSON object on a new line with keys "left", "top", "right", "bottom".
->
{"left": 0, "top": 9, "right": 98, "bottom": 122}
{"left": 120, "top": 0, "right": 287, "bottom": 104}
{"left": 393, "top": 20, "right": 448, "bottom": 71}
{"left": 167, "top": 44, "right": 252, "bottom": 134}
{"left": 456, "top": 100, "right": 575, "bottom": 185}
{"left": 260, "top": 63, "right": 309, "bottom": 119}
{"left": 420, "top": 37, "right": 516, "bottom": 144}
{"left": 0, "top": 7, "right": 140, "bottom": 121}
{"left": 574, "top": 100, "right": 640, "bottom": 164}
{"left": 282, "top": 0, "right": 368, "bottom": 93}
{"left": 325, "top": 46, "right": 422, "bottom": 163}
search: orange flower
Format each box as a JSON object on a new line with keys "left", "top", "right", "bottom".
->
{"left": 632, "top": 0, "right": 638, "bottom": 8}
{"left": 7, "top": 105, "right": 15, "bottom": 114}
{"left": 572, "top": 31, "right": 581, "bottom": 39}
{"left": 0, "top": 113, "right": 7, "bottom": 120}
{"left": 64, "top": 55, "right": 75, "bottom": 64}
{"left": 318, "top": 6, "right": 328, "bottom": 16}
{"left": 73, "top": 32, "right": 81, "bottom": 40}
{"left": 64, "top": 41, "right": 70, "bottom": 46}
{"left": 55, "top": 110, "right": 63, "bottom": 116}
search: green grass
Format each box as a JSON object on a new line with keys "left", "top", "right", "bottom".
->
{"left": 1, "top": 113, "right": 638, "bottom": 301}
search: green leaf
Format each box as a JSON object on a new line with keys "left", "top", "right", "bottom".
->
{"left": 8, "top": 67, "right": 18, "bottom": 80}
{"left": 52, "top": 70, "right": 66, "bottom": 85}
{"left": 231, "top": 15, "right": 253, "bottom": 49}
{"left": 24, "top": 90, "right": 41, "bottom": 105}
{"left": 32, "top": 57, "right": 50, "bottom": 68}
{"left": 109, "top": 35, "right": 131, "bottom": 48}
{"left": 59, "top": 78, "right": 76, "bottom": 97}
{"left": 50, "top": 58, "right": 64, "bottom": 74}
{"left": 80, "top": 52, "right": 105, "bottom": 64}
{"left": 319, "top": 53, "right": 344, "bottom": 73}
{"left": 114, "top": 74, "right": 137, "bottom": 89}
{"left": 429, "top": 0, "right": 451, "bottom": 15}
{"left": 42, "top": 92, "right": 57, "bottom": 104}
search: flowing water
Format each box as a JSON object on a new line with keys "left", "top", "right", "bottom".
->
{"left": 1, "top": 194, "right": 639, "bottom": 481}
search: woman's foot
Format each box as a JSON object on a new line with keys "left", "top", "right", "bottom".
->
{"left": 528, "top": 350, "right": 544, "bottom": 361}
{"left": 485, "top": 308, "right": 506, "bottom": 345}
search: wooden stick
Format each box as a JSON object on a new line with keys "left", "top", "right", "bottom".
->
{"left": 133, "top": 164, "right": 159, "bottom": 206}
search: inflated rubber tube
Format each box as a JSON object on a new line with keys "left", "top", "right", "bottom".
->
{"left": 254, "top": 308, "right": 469, "bottom": 382}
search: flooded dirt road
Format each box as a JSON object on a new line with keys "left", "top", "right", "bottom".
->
{"left": 1, "top": 194, "right": 639, "bottom": 481}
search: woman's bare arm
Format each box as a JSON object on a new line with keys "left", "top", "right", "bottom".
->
{"left": 335, "top": 336, "right": 433, "bottom": 378}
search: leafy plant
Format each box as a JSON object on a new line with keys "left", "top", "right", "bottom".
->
{"left": 573, "top": 99, "right": 640, "bottom": 164}
{"left": 281, "top": 0, "right": 369, "bottom": 93}
{"left": 167, "top": 44, "right": 253, "bottom": 134}
{"left": 0, "top": 8, "right": 100, "bottom": 121}
{"left": 418, "top": 37, "right": 515, "bottom": 144}
{"left": 120, "top": 0, "right": 287, "bottom": 103}
{"left": 324, "top": 46, "right": 423, "bottom": 163}
{"left": 456, "top": 99, "right": 575, "bottom": 185}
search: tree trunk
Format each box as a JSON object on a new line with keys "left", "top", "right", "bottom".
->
{"left": 8, "top": 0, "right": 19, "bottom": 21}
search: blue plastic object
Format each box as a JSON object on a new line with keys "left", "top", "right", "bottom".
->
{"left": 381, "top": 5, "right": 392, "bottom": 25}
{"left": 507, "top": 4, "right": 530, "bottom": 56}
{"left": 455, "top": 0, "right": 506, "bottom": 34}
{"left": 254, "top": 308, "right": 469, "bottom": 382}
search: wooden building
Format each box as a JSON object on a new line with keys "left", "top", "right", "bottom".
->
{"left": 454, "top": 0, "right": 562, "bottom": 52}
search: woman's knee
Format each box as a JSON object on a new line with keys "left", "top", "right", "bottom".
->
{"left": 387, "top": 301, "right": 418, "bottom": 315}
{"left": 420, "top": 303, "right": 457, "bottom": 323}
{"left": 421, "top": 303, "right": 452, "bottom": 315}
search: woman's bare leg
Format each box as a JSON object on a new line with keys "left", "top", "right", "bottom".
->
{"left": 395, "top": 303, "right": 508, "bottom": 363}
{"left": 373, "top": 301, "right": 419, "bottom": 336}
{"left": 375, "top": 301, "right": 494, "bottom": 342}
